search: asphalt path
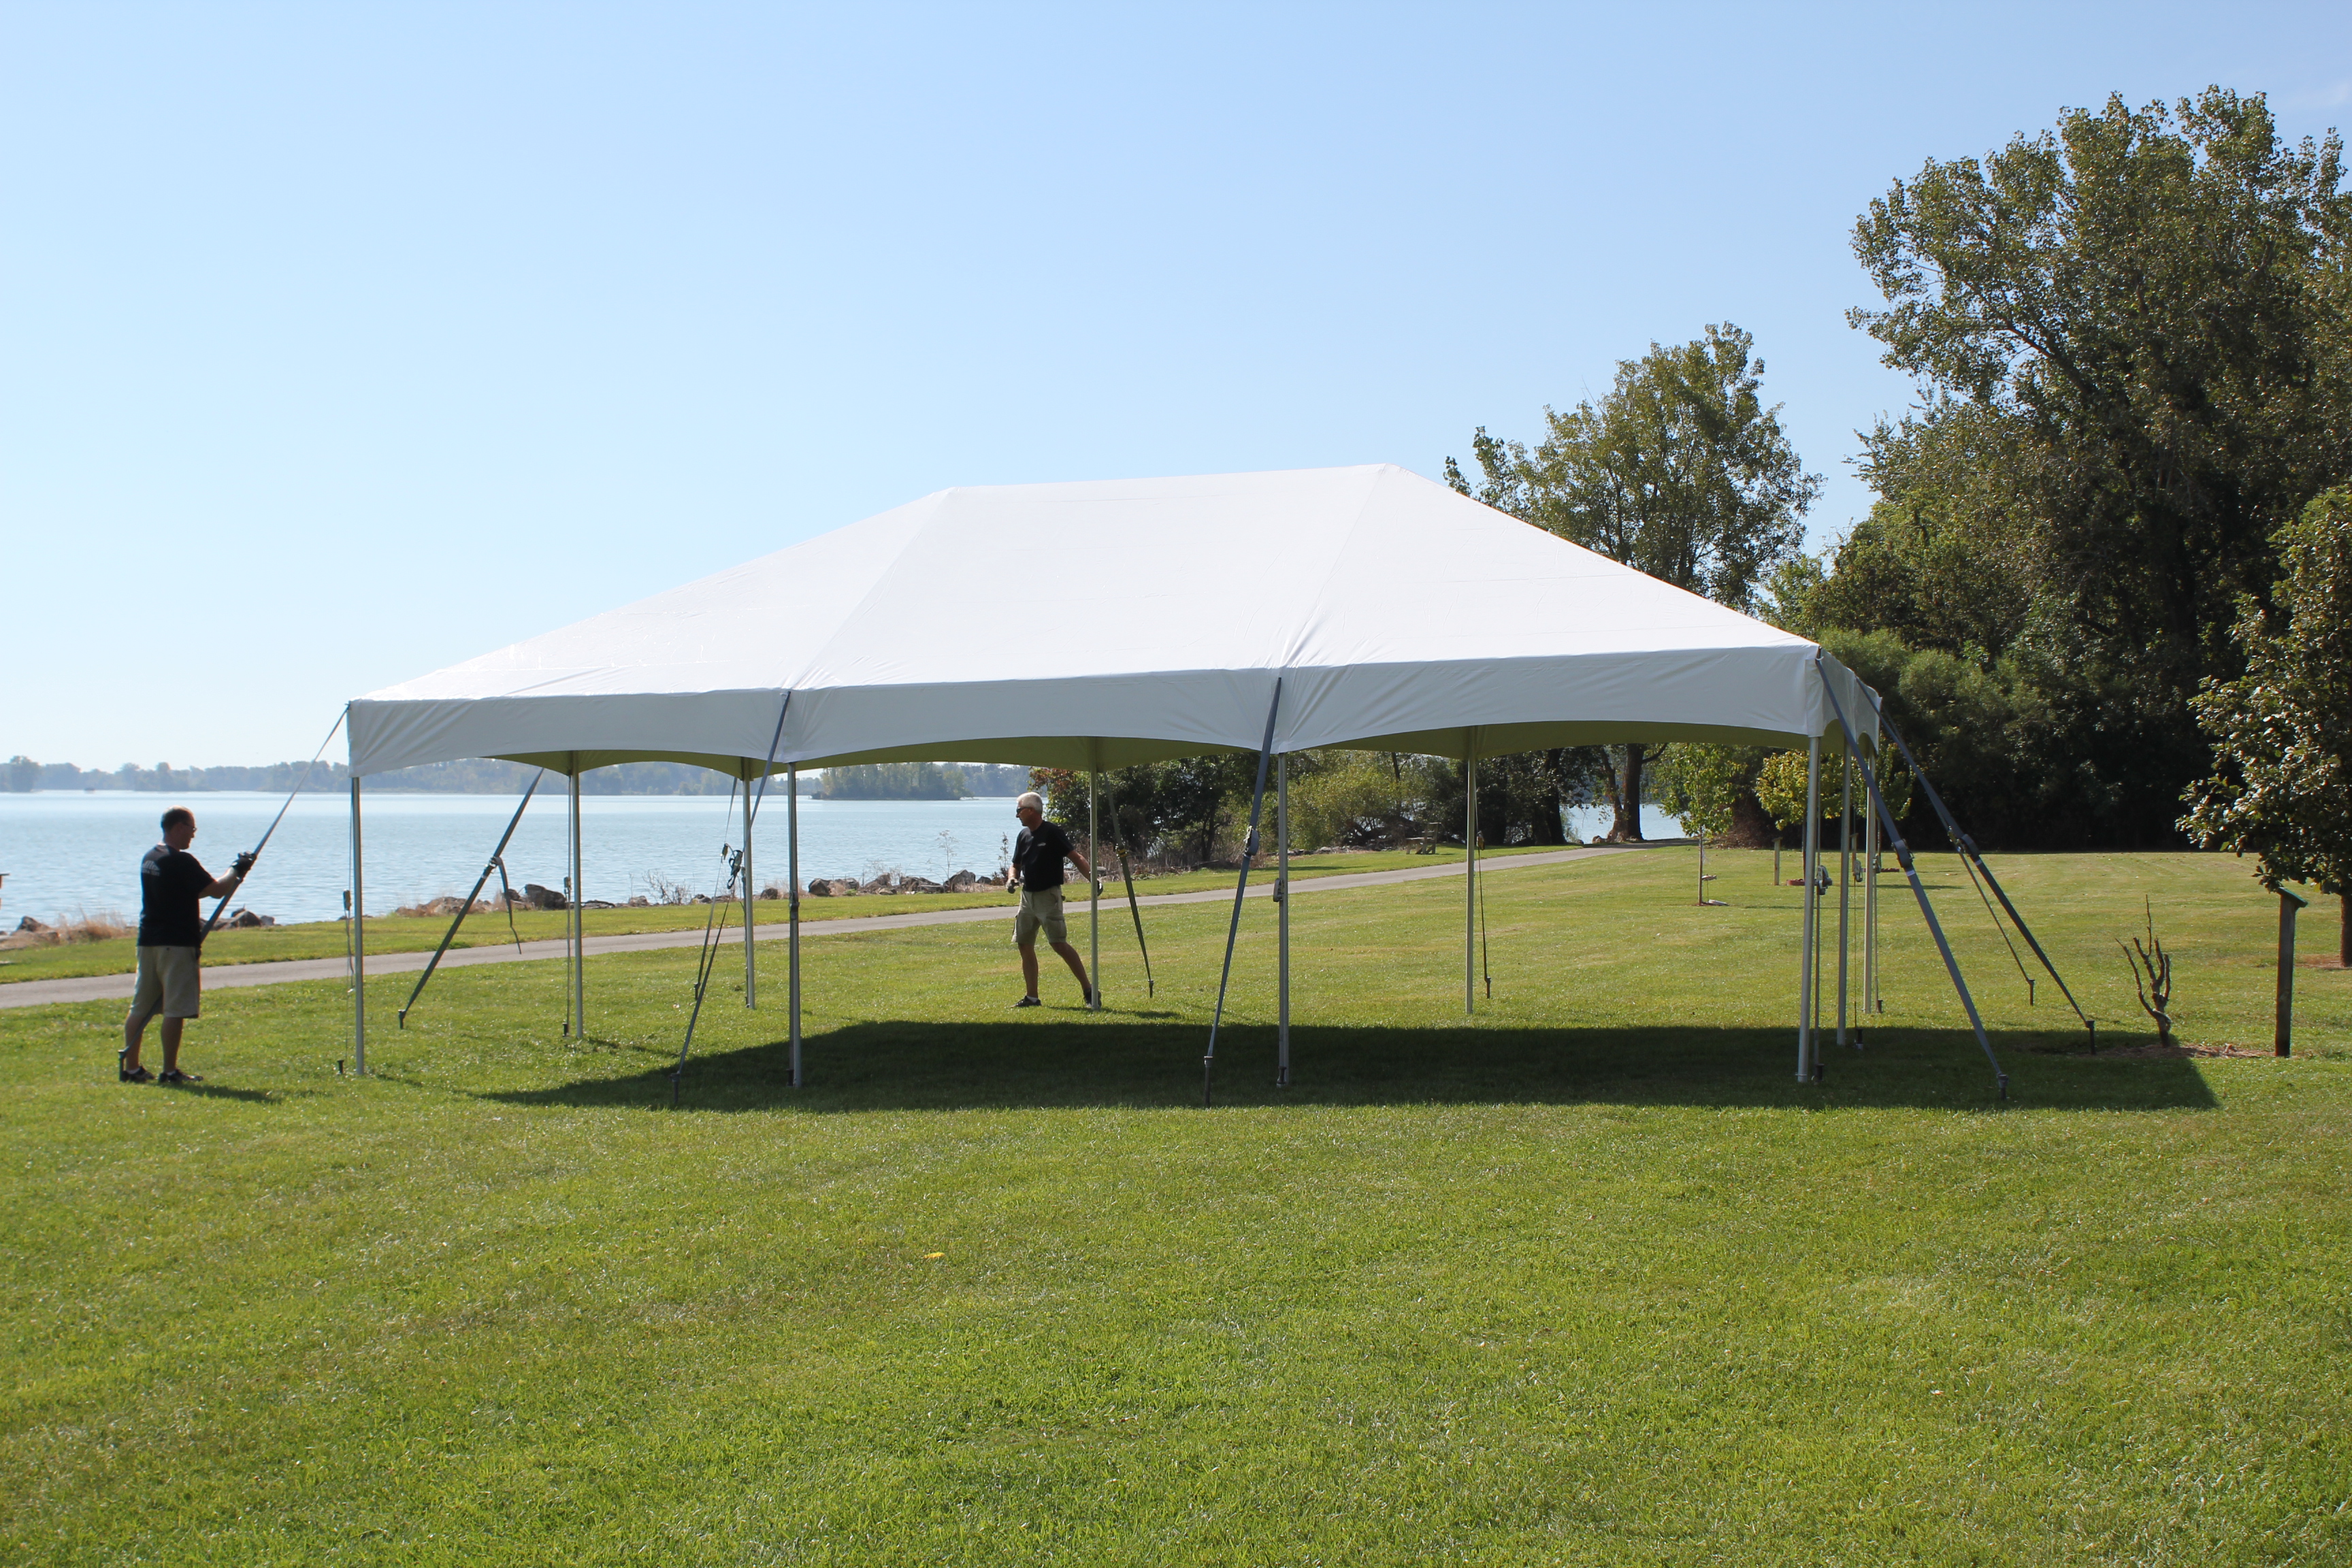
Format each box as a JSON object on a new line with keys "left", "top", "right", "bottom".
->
{"left": 0, "top": 843, "right": 1664, "bottom": 1011}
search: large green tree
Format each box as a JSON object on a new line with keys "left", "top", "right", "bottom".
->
{"left": 1835, "top": 87, "right": 2352, "bottom": 843}
{"left": 1448, "top": 323, "right": 1818, "bottom": 838}
{"left": 2182, "top": 487, "right": 2352, "bottom": 964}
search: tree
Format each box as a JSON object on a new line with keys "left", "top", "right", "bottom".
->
{"left": 4, "top": 755, "right": 37, "bottom": 794}
{"left": 2182, "top": 487, "right": 2352, "bottom": 964}
{"left": 1844, "top": 88, "right": 2352, "bottom": 843}
{"left": 1448, "top": 323, "right": 1819, "bottom": 838}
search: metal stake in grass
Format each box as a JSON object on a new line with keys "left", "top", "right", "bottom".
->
{"left": 397, "top": 771, "right": 543, "bottom": 1028}
{"left": 1204, "top": 681, "right": 1281, "bottom": 1107}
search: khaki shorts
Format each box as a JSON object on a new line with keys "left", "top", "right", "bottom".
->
{"left": 1013, "top": 886, "right": 1067, "bottom": 947}
{"left": 130, "top": 945, "right": 201, "bottom": 1025}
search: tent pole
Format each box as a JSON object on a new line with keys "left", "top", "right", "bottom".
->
{"left": 570, "top": 757, "right": 584, "bottom": 1041}
{"left": 1465, "top": 747, "right": 1477, "bottom": 1017}
{"left": 1865, "top": 725, "right": 1880, "bottom": 1015}
{"left": 1277, "top": 752, "right": 1290, "bottom": 1088}
{"left": 1839, "top": 749, "right": 1853, "bottom": 1051}
{"left": 1088, "top": 757, "right": 1100, "bottom": 1012}
{"left": 350, "top": 774, "right": 366, "bottom": 1075}
{"left": 1798, "top": 737, "right": 1819, "bottom": 1082}
{"left": 743, "top": 767, "right": 756, "bottom": 1007}
{"left": 788, "top": 766, "right": 802, "bottom": 1087}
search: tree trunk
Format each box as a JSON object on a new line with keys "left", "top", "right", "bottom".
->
{"left": 2341, "top": 893, "right": 2349, "bottom": 968}
{"left": 1610, "top": 745, "right": 1647, "bottom": 841}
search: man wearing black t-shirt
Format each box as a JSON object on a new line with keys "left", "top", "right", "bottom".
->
{"left": 1007, "top": 790, "right": 1094, "bottom": 1008}
{"left": 121, "top": 807, "right": 250, "bottom": 1084}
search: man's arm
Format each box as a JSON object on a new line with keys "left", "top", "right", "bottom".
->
{"left": 202, "top": 853, "right": 257, "bottom": 900}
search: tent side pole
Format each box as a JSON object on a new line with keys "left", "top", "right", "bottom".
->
{"left": 1865, "top": 725, "right": 1880, "bottom": 1015}
{"left": 788, "top": 767, "right": 802, "bottom": 1088}
{"left": 1277, "top": 752, "right": 1290, "bottom": 1088}
{"left": 1838, "top": 749, "right": 1852, "bottom": 1051}
{"left": 1465, "top": 749, "right": 1477, "bottom": 1017}
{"left": 350, "top": 774, "right": 365, "bottom": 1075}
{"left": 1088, "top": 760, "right": 1100, "bottom": 1011}
{"left": 570, "top": 758, "right": 584, "bottom": 1040}
{"left": 1798, "top": 737, "right": 1819, "bottom": 1082}
{"left": 743, "top": 768, "right": 755, "bottom": 1007}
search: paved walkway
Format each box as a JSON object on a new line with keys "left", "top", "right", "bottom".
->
{"left": 0, "top": 843, "right": 1661, "bottom": 1010}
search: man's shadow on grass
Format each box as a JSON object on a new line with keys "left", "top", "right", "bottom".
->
{"left": 485, "top": 1020, "right": 2217, "bottom": 1114}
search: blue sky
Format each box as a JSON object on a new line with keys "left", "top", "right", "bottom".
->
{"left": 7, "top": 3, "right": 2349, "bottom": 764}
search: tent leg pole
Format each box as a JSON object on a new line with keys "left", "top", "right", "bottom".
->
{"left": 1865, "top": 730, "right": 1880, "bottom": 1015}
{"left": 570, "top": 759, "right": 584, "bottom": 1041}
{"left": 1839, "top": 751, "right": 1852, "bottom": 1051}
{"left": 788, "top": 768, "right": 802, "bottom": 1087}
{"left": 743, "top": 770, "right": 755, "bottom": 1008}
{"left": 1277, "top": 753, "right": 1290, "bottom": 1088}
{"left": 350, "top": 775, "right": 366, "bottom": 1075}
{"left": 1465, "top": 751, "right": 1477, "bottom": 1017}
{"left": 1799, "top": 738, "right": 1818, "bottom": 1083}
{"left": 1088, "top": 764, "right": 1100, "bottom": 1011}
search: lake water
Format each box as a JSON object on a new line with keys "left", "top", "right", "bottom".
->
{"left": 0, "top": 791, "right": 1680, "bottom": 928}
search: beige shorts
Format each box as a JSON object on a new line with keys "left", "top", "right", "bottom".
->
{"left": 1013, "top": 887, "right": 1067, "bottom": 947}
{"left": 130, "top": 945, "right": 201, "bottom": 1024}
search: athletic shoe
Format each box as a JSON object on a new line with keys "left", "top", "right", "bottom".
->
{"left": 118, "top": 1062, "right": 152, "bottom": 1083}
{"left": 1011, "top": 996, "right": 1041, "bottom": 1009}
{"left": 1082, "top": 985, "right": 1094, "bottom": 1006}
{"left": 157, "top": 1068, "right": 202, "bottom": 1085}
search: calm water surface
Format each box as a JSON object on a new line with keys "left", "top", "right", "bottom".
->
{"left": 0, "top": 791, "right": 1032, "bottom": 927}
{"left": 0, "top": 791, "right": 1680, "bottom": 928}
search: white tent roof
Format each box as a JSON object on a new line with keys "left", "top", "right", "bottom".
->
{"left": 350, "top": 464, "right": 1865, "bottom": 778}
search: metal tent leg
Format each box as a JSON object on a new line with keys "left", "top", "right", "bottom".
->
{"left": 1088, "top": 762, "right": 1100, "bottom": 1011}
{"left": 350, "top": 775, "right": 366, "bottom": 1075}
{"left": 1798, "top": 737, "right": 1819, "bottom": 1082}
{"left": 1865, "top": 730, "right": 1880, "bottom": 1015}
{"left": 743, "top": 771, "right": 756, "bottom": 1007}
{"left": 1465, "top": 749, "right": 1477, "bottom": 1017}
{"left": 788, "top": 768, "right": 802, "bottom": 1088}
{"left": 570, "top": 759, "right": 585, "bottom": 1039}
{"left": 1838, "top": 751, "right": 1852, "bottom": 1051}
{"left": 1277, "top": 753, "right": 1290, "bottom": 1087}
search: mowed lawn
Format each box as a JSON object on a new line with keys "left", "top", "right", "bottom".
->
{"left": 3, "top": 847, "right": 2347, "bottom": 1565}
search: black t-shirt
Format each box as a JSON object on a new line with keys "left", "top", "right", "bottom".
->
{"left": 1013, "top": 823, "right": 1075, "bottom": 892}
{"left": 139, "top": 845, "right": 214, "bottom": 947}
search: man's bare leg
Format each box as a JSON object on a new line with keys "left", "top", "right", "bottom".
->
{"left": 160, "top": 1017, "right": 185, "bottom": 1075}
{"left": 1019, "top": 942, "right": 1041, "bottom": 999}
{"left": 1049, "top": 939, "right": 1091, "bottom": 1000}
{"left": 122, "top": 1012, "right": 146, "bottom": 1073}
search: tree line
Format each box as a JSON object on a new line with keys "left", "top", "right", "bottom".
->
{"left": 1049, "top": 89, "right": 2352, "bottom": 957}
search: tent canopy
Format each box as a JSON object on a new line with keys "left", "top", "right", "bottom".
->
{"left": 349, "top": 464, "right": 1867, "bottom": 778}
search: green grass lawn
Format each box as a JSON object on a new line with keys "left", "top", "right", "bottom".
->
{"left": 3, "top": 849, "right": 2347, "bottom": 1564}
{"left": 0, "top": 843, "right": 1580, "bottom": 985}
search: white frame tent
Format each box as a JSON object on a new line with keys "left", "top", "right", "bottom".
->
{"left": 345, "top": 464, "right": 1993, "bottom": 1094}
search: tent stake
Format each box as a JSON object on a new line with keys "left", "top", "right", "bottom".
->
{"left": 1205, "top": 681, "right": 1281, "bottom": 1107}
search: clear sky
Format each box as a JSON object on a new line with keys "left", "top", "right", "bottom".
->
{"left": 7, "top": 2, "right": 2349, "bottom": 766}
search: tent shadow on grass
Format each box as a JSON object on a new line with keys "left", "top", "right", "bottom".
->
{"left": 485, "top": 1022, "right": 2219, "bottom": 1115}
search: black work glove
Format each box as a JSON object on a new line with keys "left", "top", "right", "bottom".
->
{"left": 233, "top": 852, "right": 258, "bottom": 877}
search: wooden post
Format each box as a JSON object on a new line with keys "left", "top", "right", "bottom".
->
{"left": 2277, "top": 887, "right": 2308, "bottom": 1058}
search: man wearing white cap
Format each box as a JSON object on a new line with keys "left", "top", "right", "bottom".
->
{"left": 1007, "top": 791, "right": 1094, "bottom": 1008}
